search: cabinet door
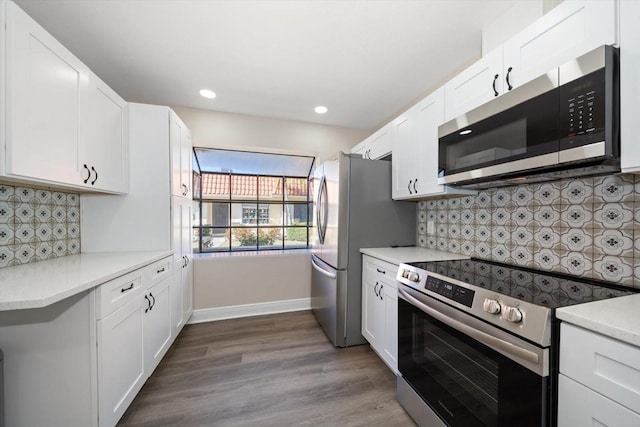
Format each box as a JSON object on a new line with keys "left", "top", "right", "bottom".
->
{"left": 97, "top": 297, "right": 145, "bottom": 427}
{"left": 367, "top": 123, "right": 392, "bottom": 160}
{"left": 620, "top": 0, "right": 640, "bottom": 173}
{"left": 181, "top": 201, "right": 193, "bottom": 323}
{"left": 391, "top": 111, "right": 414, "bottom": 199}
{"left": 444, "top": 46, "right": 503, "bottom": 122}
{"left": 4, "top": 1, "right": 89, "bottom": 185}
{"left": 558, "top": 374, "right": 640, "bottom": 427}
{"left": 361, "top": 269, "right": 380, "bottom": 345}
{"left": 144, "top": 277, "right": 172, "bottom": 375}
{"left": 351, "top": 140, "right": 369, "bottom": 158}
{"left": 171, "top": 197, "right": 186, "bottom": 334}
{"left": 504, "top": 0, "right": 616, "bottom": 90}
{"left": 170, "top": 112, "right": 192, "bottom": 198}
{"left": 82, "top": 72, "right": 128, "bottom": 194}
{"left": 180, "top": 128, "right": 193, "bottom": 199}
{"left": 382, "top": 282, "right": 398, "bottom": 373}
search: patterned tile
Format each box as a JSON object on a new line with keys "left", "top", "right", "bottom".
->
{"left": 14, "top": 223, "right": 35, "bottom": 244}
{"left": 436, "top": 223, "right": 448, "bottom": 237}
{"left": 533, "top": 182, "right": 561, "bottom": 205}
{"left": 68, "top": 239, "right": 81, "bottom": 254}
{"left": 535, "top": 227, "right": 562, "bottom": 250}
{"left": 0, "top": 185, "right": 14, "bottom": 202}
{"left": 476, "top": 191, "right": 492, "bottom": 209}
{"left": 592, "top": 255, "right": 634, "bottom": 286}
{"left": 67, "top": 206, "right": 80, "bottom": 223}
{"left": 533, "top": 248, "right": 561, "bottom": 270}
{"left": 418, "top": 235, "right": 427, "bottom": 247}
{"left": 461, "top": 225, "right": 475, "bottom": 241}
{"left": 417, "top": 223, "right": 427, "bottom": 235}
{"left": 475, "top": 209, "right": 491, "bottom": 226}
{"left": 35, "top": 189, "right": 52, "bottom": 204}
{"left": 492, "top": 208, "right": 511, "bottom": 227}
{"left": 14, "top": 203, "right": 34, "bottom": 224}
{"left": 0, "top": 223, "right": 14, "bottom": 245}
{"left": 512, "top": 206, "right": 534, "bottom": 228}
{"left": 34, "top": 205, "right": 52, "bottom": 223}
{"left": 592, "top": 228, "right": 634, "bottom": 257}
{"left": 511, "top": 245, "right": 533, "bottom": 267}
{"left": 437, "top": 199, "right": 448, "bottom": 209}
{"left": 460, "top": 196, "right": 475, "bottom": 209}
{"left": 474, "top": 242, "right": 491, "bottom": 259}
{"left": 67, "top": 193, "right": 80, "bottom": 207}
{"left": 493, "top": 226, "right": 510, "bottom": 245}
{"left": 15, "top": 187, "right": 35, "bottom": 203}
{"left": 475, "top": 225, "right": 491, "bottom": 242}
{"left": 533, "top": 205, "right": 561, "bottom": 228}
{"left": 593, "top": 175, "right": 634, "bottom": 203}
{"left": 449, "top": 224, "right": 461, "bottom": 240}
{"left": 560, "top": 228, "right": 593, "bottom": 253}
{"left": 52, "top": 223, "right": 67, "bottom": 240}
{"left": 460, "top": 209, "right": 474, "bottom": 225}
{"left": 0, "top": 201, "right": 13, "bottom": 224}
{"left": 491, "top": 188, "right": 512, "bottom": 209}
{"left": 52, "top": 192, "right": 68, "bottom": 206}
{"left": 447, "top": 240, "right": 461, "bottom": 253}
{"left": 559, "top": 252, "right": 593, "bottom": 277}
{"left": 593, "top": 203, "right": 634, "bottom": 230}
{"left": 448, "top": 210, "right": 461, "bottom": 224}
{"left": 491, "top": 244, "right": 510, "bottom": 263}
{"left": 0, "top": 246, "right": 14, "bottom": 268}
{"left": 418, "top": 210, "right": 427, "bottom": 223}
{"left": 425, "top": 200, "right": 437, "bottom": 210}
{"left": 512, "top": 227, "right": 534, "bottom": 246}
{"left": 35, "top": 223, "right": 54, "bottom": 242}
{"left": 448, "top": 198, "right": 461, "bottom": 209}
{"left": 14, "top": 243, "right": 36, "bottom": 265}
{"left": 560, "top": 177, "right": 593, "bottom": 205}
{"left": 559, "top": 204, "right": 592, "bottom": 229}
{"left": 34, "top": 241, "right": 53, "bottom": 262}
{"left": 512, "top": 185, "right": 534, "bottom": 207}
{"left": 52, "top": 206, "right": 66, "bottom": 223}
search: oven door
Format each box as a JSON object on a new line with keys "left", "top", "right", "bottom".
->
{"left": 398, "top": 285, "right": 550, "bottom": 427}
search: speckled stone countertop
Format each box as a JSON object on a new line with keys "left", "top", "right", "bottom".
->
{"left": 0, "top": 251, "right": 172, "bottom": 311}
{"left": 556, "top": 293, "right": 640, "bottom": 347}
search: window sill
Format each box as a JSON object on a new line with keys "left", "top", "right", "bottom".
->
{"left": 194, "top": 248, "right": 312, "bottom": 260}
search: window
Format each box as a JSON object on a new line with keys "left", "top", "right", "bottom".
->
{"left": 192, "top": 148, "right": 315, "bottom": 252}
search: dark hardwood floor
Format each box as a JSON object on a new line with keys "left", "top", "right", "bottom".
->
{"left": 118, "top": 310, "right": 416, "bottom": 427}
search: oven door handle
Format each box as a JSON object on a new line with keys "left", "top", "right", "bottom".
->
{"left": 398, "top": 287, "right": 540, "bottom": 366}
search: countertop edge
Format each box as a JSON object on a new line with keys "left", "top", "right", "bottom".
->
{"left": 0, "top": 251, "right": 173, "bottom": 311}
{"left": 360, "top": 247, "right": 469, "bottom": 265}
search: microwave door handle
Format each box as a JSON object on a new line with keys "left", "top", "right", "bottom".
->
{"left": 311, "top": 257, "right": 337, "bottom": 279}
{"left": 398, "top": 287, "right": 540, "bottom": 366}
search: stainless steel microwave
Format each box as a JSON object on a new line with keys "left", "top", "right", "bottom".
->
{"left": 438, "top": 45, "right": 619, "bottom": 190}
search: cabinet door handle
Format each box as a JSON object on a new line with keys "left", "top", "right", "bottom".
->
{"left": 156, "top": 267, "right": 165, "bottom": 274}
{"left": 379, "top": 284, "right": 384, "bottom": 300}
{"left": 91, "top": 166, "right": 98, "bottom": 185}
{"left": 413, "top": 179, "right": 418, "bottom": 194}
{"left": 121, "top": 283, "right": 134, "bottom": 293}
{"left": 408, "top": 180, "right": 413, "bottom": 195}
{"left": 185, "top": 256, "right": 190, "bottom": 266}
{"left": 82, "top": 164, "right": 91, "bottom": 183}
{"left": 149, "top": 292, "right": 155, "bottom": 311}
{"left": 374, "top": 282, "right": 380, "bottom": 297}
{"left": 144, "top": 294, "right": 150, "bottom": 313}
{"left": 182, "top": 183, "right": 188, "bottom": 196}
{"left": 506, "top": 67, "right": 513, "bottom": 91}
{"left": 376, "top": 268, "right": 386, "bottom": 275}
{"left": 492, "top": 74, "right": 499, "bottom": 97}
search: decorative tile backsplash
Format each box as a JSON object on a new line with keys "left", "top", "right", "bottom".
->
{"left": 416, "top": 174, "right": 640, "bottom": 288}
{"left": 0, "top": 184, "right": 80, "bottom": 268}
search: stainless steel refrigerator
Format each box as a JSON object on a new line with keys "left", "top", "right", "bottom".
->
{"left": 311, "top": 152, "right": 416, "bottom": 347}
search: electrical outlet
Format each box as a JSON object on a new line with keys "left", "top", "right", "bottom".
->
{"left": 427, "top": 220, "right": 434, "bottom": 234}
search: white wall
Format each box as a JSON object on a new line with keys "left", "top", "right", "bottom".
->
{"left": 171, "top": 106, "right": 370, "bottom": 163}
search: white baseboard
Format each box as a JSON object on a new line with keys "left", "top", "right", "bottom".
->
{"left": 187, "top": 298, "right": 311, "bottom": 324}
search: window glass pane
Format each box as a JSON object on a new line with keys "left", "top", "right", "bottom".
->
{"left": 202, "top": 202, "right": 230, "bottom": 227}
{"left": 230, "top": 227, "right": 257, "bottom": 251}
{"left": 259, "top": 177, "right": 283, "bottom": 202}
{"left": 285, "top": 177, "right": 308, "bottom": 201}
{"left": 194, "top": 148, "right": 314, "bottom": 176}
{"left": 192, "top": 172, "right": 202, "bottom": 199}
{"left": 284, "top": 227, "right": 307, "bottom": 248}
{"left": 234, "top": 203, "right": 258, "bottom": 225}
{"left": 192, "top": 228, "right": 200, "bottom": 253}
{"left": 231, "top": 175, "right": 258, "bottom": 201}
{"left": 259, "top": 203, "right": 281, "bottom": 225}
{"left": 202, "top": 174, "right": 230, "bottom": 200}
{"left": 284, "top": 203, "right": 308, "bottom": 225}
{"left": 201, "top": 227, "right": 230, "bottom": 251}
{"left": 258, "top": 227, "right": 283, "bottom": 249}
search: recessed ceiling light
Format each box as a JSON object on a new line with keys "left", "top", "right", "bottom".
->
{"left": 314, "top": 106, "right": 328, "bottom": 114}
{"left": 200, "top": 89, "right": 216, "bottom": 99}
{"left": 459, "top": 129, "right": 472, "bottom": 135}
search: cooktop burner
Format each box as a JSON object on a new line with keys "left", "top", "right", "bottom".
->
{"left": 407, "top": 258, "right": 636, "bottom": 310}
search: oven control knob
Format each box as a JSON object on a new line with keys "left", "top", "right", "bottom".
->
{"left": 408, "top": 272, "right": 420, "bottom": 282}
{"left": 483, "top": 298, "right": 502, "bottom": 315}
{"left": 504, "top": 306, "right": 523, "bottom": 323}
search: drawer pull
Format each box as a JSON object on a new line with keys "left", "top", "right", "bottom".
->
{"left": 156, "top": 267, "right": 166, "bottom": 274}
{"left": 376, "top": 268, "right": 386, "bottom": 274}
{"left": 121, "top": 283, "right": 134, "bottom": 293}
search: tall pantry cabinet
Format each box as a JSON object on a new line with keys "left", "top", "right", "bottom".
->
{"left": 81, "top": 103, "right": 194, "bottom": 335}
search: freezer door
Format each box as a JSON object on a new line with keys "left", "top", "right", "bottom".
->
{"left": 311, "top": 255, "right": 347, "bottom": 347}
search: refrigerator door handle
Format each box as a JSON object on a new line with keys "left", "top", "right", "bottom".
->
{"left": 317, "top": 176, "right": 328, "bottom": 244}
{"left": 311, "top": 257, "right": 337, "bottom": 279}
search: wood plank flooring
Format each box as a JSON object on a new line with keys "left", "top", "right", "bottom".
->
{"left": 118, "top": 310, "right": 416, "bottom": 427}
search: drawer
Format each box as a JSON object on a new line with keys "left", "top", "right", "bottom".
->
{"left": 146, "top": 256, "right": 173, "bottom": 286}
{"left": 363, "top": 255, "right": 398, "bottom": 287}
{"left": 560, "top": 323, "right": 640, "bottom": 414}
{"left": 558, "top": 374, "right": 640, "bottom": 427}
{"left": 95, "top": 269, "right": 144, "bottom": 319}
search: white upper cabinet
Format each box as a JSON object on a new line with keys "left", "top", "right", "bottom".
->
{"left": 170, "top": 111, "right": 193, "bottom": 198}
{"left": 444, "top": 0, "right": 617, "bottom": 123}
{"left": 503, "top": 0, "right": 616, "bottom": 89}
{"left": 82, "top": 72, "right": 128, "bottom": 193}
{"left": 1, "top": 1, "right": 128, "bottom": 193}
{"left": 444, "top": 46, "right": 503, "bottom": 122}
{"left": 620, "top": 0, "right": 640, "bottom": 173}
{"left": 393, "top": 88, "right": 475, "bottom": 200}
{"left": 351, "top": 123, "right": 392, "bottom": 160}
{"left": 3, "top": 0, "right": 89, "bottom": 186}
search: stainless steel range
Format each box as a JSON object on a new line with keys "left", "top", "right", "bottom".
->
{"left": 395, "top": 258, "right": 637, "bottom": 427}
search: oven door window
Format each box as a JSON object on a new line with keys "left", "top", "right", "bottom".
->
{"left": 398, "top": 298, "right": 547, "bottom": 427}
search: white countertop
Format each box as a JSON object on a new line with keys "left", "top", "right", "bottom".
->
{"left": 360, "top": 246, "right": 469, "bottom": 265}
{"left": 556, "top": 293, "right": 640, "bottom": 347}
{"left": 0, "top": 251, "right": 172, "bottom": 311}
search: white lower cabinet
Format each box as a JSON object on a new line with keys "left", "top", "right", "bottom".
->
{"left": 96, "top": 256, "right": 175, "bottom": 427}
{"left": 558, "top": 323, "right": 640, "bottom": 426}
{"left": 361, "top": 254, "right": 399, "bottom": 373}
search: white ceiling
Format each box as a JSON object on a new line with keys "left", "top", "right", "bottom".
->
{"left": 14, "top": 0, "right": 520, "bottom": 131}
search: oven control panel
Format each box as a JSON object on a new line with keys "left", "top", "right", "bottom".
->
{"left": 425, "top": 276, "right": 475, "bottom": 308}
